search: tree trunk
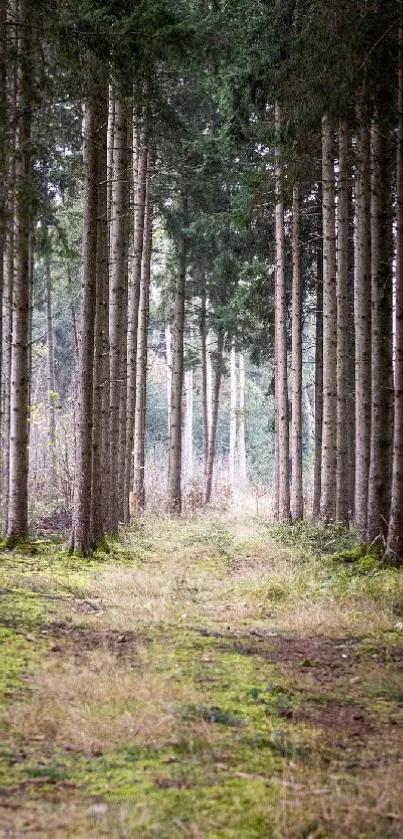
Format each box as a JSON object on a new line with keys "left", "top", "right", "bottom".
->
{"left": 274, "top": 103, "right": 291, "bottom": 522}
{"left": 1, "top": 42, "right": 16, "bottom": 533}
{"left": 7, "top": 0, "right": 33, "bottom": 542}
{"left": 367, "top": 119, "right": 394, "bottom": 543}
{"left": 108, "top": 98, "right": 128, "bottom": 531}
{"left": 200, "top": 286, "right": 209, "bottom": 484}
{"left": 124, "top": 133, "right": 147, "bottom": 521}
{"left": 205, "top": 329, "right": 224, "bottom": 505}
{"left": 45, "top": 248, "right": 57, "bottom": 489}
{"left": 238, "top": 351, "right": 247, "bottom": 488}
{"left": 0, "top": 0, "right": 6, "bottom": 458}
{"left": 320, "top": 115, "right": 337, "bottom": 523}
{"left": 291, "top": 184, "right": 303, "bottom": 520}
{"left": 184, "top": 363, "right": 194, "bottom": 482}
{"left": 354, "top": 112, "right": 372, "bottom": 539}
{"left": 229, "top": 341, "right": 237, "bottom": 489}
{"left": 387, "top": 23, "right": 403, "bottom": 564}
{"left": 166, "top": 323, "right": 172, "bottom": 437}
{"left": 167, "top": 204, "right": 187, "bottom": 514}
{"left": 347, "top": 177, "right": 356, "bottom": 519}
{"left": 336, "top": 121, "right": 350, "bottom": 524}
{"left": 133, "top": 150, "right": 152, "bottom": 511}
{"left": 69, "top": 95, "right": 99, "bottom": 554}
{"left": 312, "top": 186, "right": 323, "bottom": 519}
{"left": 91, "top": 92, "right": 108, "bottom": 547}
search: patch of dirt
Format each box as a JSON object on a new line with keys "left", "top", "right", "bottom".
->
{"left": 293, "top": 701, "right": 374, "bottom": 736}
{"left": 44, "top": 623, "right": 150, "bottom": 660}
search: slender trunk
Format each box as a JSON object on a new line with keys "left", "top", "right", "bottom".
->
{"left": 336, "top": 121, "right": 350, "bottom": 523}
{"left": 124, "top": 133, "right": 147, "bottom": 521}
{"left": 108, "top": 98, "right": 128, "bottom": 530}
{"left": 354, "top": 113, "right": 372, "bottom": 538}
{"left": 387, "top": 23, "right": 403, "bottom": 563}
{"left": 291, "top": 184, "right": 303, "bottom": 520}
{"left": 184, "top": 363, "right": 194, "bottom": 482}
{"left": 45, "top": 249, "right": 57, "bottom": 488}
{"left": 205, "top": 329, "right": 224, "bottom": 505}
{"left": 312, "top": 186, "right": 323, "bottom": 519}
{"left": 0, "top": 0, "right": 6, "bottom": 454}
{"left": 91, "top": 92, "right": 108, "bottom": 547}
{"left": 200, "top": 286, "right": 209, "bottom": 482}
{"left": 367, "top": 119, "right": 394, "bottom": 542}
{"left": 274, "top": 103, "right": 290, "bottom": 522}
{"left": 320, "top": 115, "right": 337, "bottom": 522}
{"left": 107, "top": 88, "right": 115, "bottom": 241}
{"left": 1, "top": 45, "right": 16, "bottom": 533}
{"left": 69, "top": 95, "right": 98, "bottom": 554}
{"left": 229, "top": 342, "right": 237, "bottom": 488}
{"left": 347, "top": 176, "right": 356, "bottom": 519}
{"left": 167, "top": 206, "right": 187, "bottom": 514}
{"left": 238, "top": 351, "right": 247, "bottom": 487}
{"left": 166, "top": 323, "right": 172, "bottom": 437}
{"left": 7, "top": 0, "right": 33, "bottom": 541}
{"left": 133, "top": 151, "right": 152, "bottom": 510}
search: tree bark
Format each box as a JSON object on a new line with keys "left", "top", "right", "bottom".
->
{"left": 291, "top": 184, "right": 303, "bottom": 520}
{"left": 166, "top": 323, "right": 172, "bottom": 437}
{"left": 336, "top": 121, "right": 350, "bottom": 524}
{"left": 184, "top": 362, "right": 194, "bottom": 482}
{"left": 238, "top": 351, "right": 247, "bottom": 488}
{"left": 200, "top": 286, "right": 210, "bottom": 484}
{"left": 69, "top": 95, "right": 99, "bottom": 554}
{"left": 312, "top": 184, "right": 323, "bottom": 519}
{"left": 205, "top": 329, "right": 225, "bottom": 505}
{"left": 387, "top": 23, "right": 403, "bottom": 564}
{"left": 0, "top": 0, "right": 6, "bottom": 458}
{"left": 167, "top": 202, "right": 187, "bottom": 514}
{"left": 7, "top": 0, "right": 33, "bottom": 541}
{"left": 108, "top": 98, "right": 128, "bottom": 531}
{"left": 367, "top": 119, "right": 394, "bottom": 543}
{"left": 133, "top": 150, "right": 152, "bottom": 510}
{"left": 320, "top": 115, "right": 337, "bottom": 523}
{"left": 124, "top": 132, "right": 147, "bottom": 521}
{"left": 91, "top": 92, "right": 108, "bottom": 547}
{"left": 229, "top": 341, "right": 237, "bottom": 489}
{"left": 45, "top": 247, "right": 57, "bottom": 489}
{"left": 354, "top": 112, "right": 372, "bottom": 538}
{"left": 274, "top": 103, "right": 290, "bottom": 522}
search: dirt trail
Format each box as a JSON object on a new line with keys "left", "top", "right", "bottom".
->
{"left": 0, "top": 515, "right": 402, "bottom": 838}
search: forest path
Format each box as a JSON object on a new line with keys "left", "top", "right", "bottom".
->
{"left": 0, "top": 513, "right": 403, "bottom": 838}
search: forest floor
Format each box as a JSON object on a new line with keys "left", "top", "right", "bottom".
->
{"left": 0, "top": 513, "right": 403, "bottom": 838}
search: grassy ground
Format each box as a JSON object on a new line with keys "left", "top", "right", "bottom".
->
{"left": 0, "top": 513, "right": 402, "bottom": 838}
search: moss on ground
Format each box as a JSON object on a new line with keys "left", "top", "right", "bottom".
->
{"left": 0, "top": 518, "right": 402, "bottom": 838}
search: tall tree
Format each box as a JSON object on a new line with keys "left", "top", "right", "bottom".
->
{"left": 124, "top": 130, "right": 147, "bottom": 520}
{"left": 108, "top": 98, "right": 128, "bottom": 530}
{"left": 312, "top": 190, "right": 323, "bottom": 519}
{"left": 291, "top": 184, "right": 303, "bottom": 520}
{"left": 167, "top": 199, "right": 187, "bottom": 513}
{"left": 6, "top": 0, "right": 34, "bottom": 542}
{"left": 133, "top": 150, "right": 152, "bottom": 510}
{"left": 320, "top": 116, "right": 337, "bottom": 523}
{"left": 354, "top": 111, "right": 372, "bottom": 538}
{"left": 274, "top": 103, "right": 290, "bottom": 523}
{"left": 367, "top": 119, "right": 394, "bottom": 542}
{"left": 336, "top": 121, "right": 349, "bottom": 524}
{"left": 387, "top": 22, "right": 403, "bottom": 564}
{"left": 70, "top": 92, "right": 100, "bottom": 554}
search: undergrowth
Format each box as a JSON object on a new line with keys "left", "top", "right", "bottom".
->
{"left": 0, "top": 514, "right": 402, "bottom": 838}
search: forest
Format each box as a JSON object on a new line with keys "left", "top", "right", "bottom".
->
{"left": 1, "top": 1, "right": 403, "bottom": 837}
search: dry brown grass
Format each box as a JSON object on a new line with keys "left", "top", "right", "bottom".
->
{"left": 7, "top": 650, "right": 204, "bottom": 754}
{"left": 274, "top": 760, "right": 403, "bottom": 838}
